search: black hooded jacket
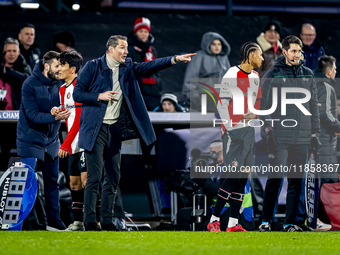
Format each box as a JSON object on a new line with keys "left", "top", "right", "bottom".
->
{"left": 260, "top": 55, "right": 320, "bottom": 144}
{"left": 314, "top": 70, "right": 340, "bottom": 177}
{"left": 0, "top": 54, "right": 32, "bottom": 109}
{"left": 19, "top": 42, "right": 41, "bottom": 70}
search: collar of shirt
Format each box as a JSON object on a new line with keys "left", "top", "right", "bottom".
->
{"left": 106, "top": 54, "right": 120, "bottom": 69}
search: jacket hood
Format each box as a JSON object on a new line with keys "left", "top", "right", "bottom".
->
{"left": 200, "top": 32, "right": 230, "bottom": 56}
{"left": 314, "top": 69, "right": 336, "bottom": 86}
{"left": 127, "top": 30, "right": 155, "bottom": 52}
{"left": 32, "top": 60, "right": 55, "bottom": 86}
{"left": 256, "top": 33, "right": 282, "bottom": 52}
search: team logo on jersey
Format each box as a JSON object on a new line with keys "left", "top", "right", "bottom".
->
{"left": 303, "top": 78, "right": 309, "bottom": 82}
{"left": 232, "top": 159, "right": 238, "bottom": 167}
{"left": 282, "top": 78, "right": 286, "bottom": 82}
{"left": 240, "top": 80, "right": 245, "bottom": 84}
{"left": 67, "top": 92, "right": 71, "bottom": 99}
{"left": 252, "top": 92, "right": 256, "bottom": 97}
{"left": 254, "top": 79, "right": 258, "bottom": 85}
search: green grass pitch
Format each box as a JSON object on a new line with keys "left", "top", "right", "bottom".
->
{"left": 2, "top": 231, "right": 340, "bottom": 255}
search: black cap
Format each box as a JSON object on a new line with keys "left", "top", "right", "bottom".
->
{"left": 264, "top": 20, "right": 281, "bottom": 35}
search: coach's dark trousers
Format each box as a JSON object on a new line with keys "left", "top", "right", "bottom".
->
{"left": 37, "top": 153, "right": 61, "bottom": 222}
{"left": 262, "top": 144, "right": 308, "bottom": 225}
{"left": 84, "top": 123, "right": 122, "bottom": 225}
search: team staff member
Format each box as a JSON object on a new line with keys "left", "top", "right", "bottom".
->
{"left": 16, "top": 51, "right": 70, "bottom": 231}
{"left": 207, "top": 42, "right": 263, "bottom": 232}
{"left": 73, "top": 35, "right": 195, "bottom": 231}
{"left": 259, "top": 35, "right": 320, "bottom": 232}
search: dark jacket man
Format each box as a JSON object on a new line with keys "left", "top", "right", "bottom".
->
{"left": 19, "top": 42, "right": 41, "bottom": 70}
{"left": 1, "top": 54, "right": 31, "bottom": 110}
{"left": 73, "top": 54, "right": 173, "bottom": 151}
{"left": 127, "top": 30, "right": 161, "bottom": 111}
{"left": 16, "top": 61, "right": 61, "bottom": 160}
{"left": 261, "top": 55, "right": 320, "bottom": 144}
{"left": 16, "top": 51, "right": 69, "bottom": 230}
{"left": 303, "top": 40, "right": 325, "bottom": 71}
{"left": 314, "top": 68, "right": 340, "bottom": 181}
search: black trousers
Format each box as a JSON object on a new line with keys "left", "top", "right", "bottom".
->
{"left": 84, "top": 123, "right": 122, "bottom": 224}
{"left": 262, "top": 144, "right": 308, "bottom": 225}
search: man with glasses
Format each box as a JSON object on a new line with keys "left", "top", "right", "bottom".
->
{"left": 300, "top": 23, "right": 325, "bottom": 71}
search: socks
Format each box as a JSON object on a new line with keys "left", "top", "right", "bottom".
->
{"left": 210, "top": 215, "right": 220, "bottom": 223}
{"left": 71, "top": 189, "right": 84, "bottom": 222}
{"left": 228, "top": 217, "right": 238, "bottom": 228}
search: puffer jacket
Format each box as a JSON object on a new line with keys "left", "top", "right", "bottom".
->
{"left": 182, "top": 32, "right": 231, "bottom": 112}
{"left": 260, "top": 55, "right": 320, "bottom": 144}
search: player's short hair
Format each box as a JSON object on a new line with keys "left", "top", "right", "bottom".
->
{"left": 19, "top": 23, "right": 35, "bottom": 33}
{"left": 317, "top": 55, "right": 336, "bottom": 75}
{"left": 239, "top": 42, "right": 260, "bottom": 64}
{"left": 4, "top": 37, "right": 19, "bottom": 49}
{"left": 282, "top": 35, "right": 303, "bottom": 51}
{"left": 43, "top": 51, "right": 60, "bottom": 66}
{"left": 337, "top": 95, "right": 340, "bottom": 101}
{"left": 106, "top": 35, "right": 127, "bottom": 52}
{"left": 59, "top": 51, "right": 83, "bottom": 73}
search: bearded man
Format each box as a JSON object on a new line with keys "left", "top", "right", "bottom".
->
{"left": 16, "top": 51, "right": 71, "bottom": 231}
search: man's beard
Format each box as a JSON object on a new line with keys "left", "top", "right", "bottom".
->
{"left": 47, "top": 68, "right": 59, "bottom": 81}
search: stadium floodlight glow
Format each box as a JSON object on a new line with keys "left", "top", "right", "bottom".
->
{"left": 20, "top": 3, "right": 40, "bottom": 9}
{"left": 72, "top": 4, "right": 80, "bottom": 11}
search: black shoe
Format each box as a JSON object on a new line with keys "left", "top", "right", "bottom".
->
{"left": 46, "top": 220, "right": 66, "bottom": 231}
{"left": 101, "top": 223, "right": 117, "bottom": 231}
{"left": 283, "top": 225, "right": 303, "bottom": 232}
{"left": 85, "top": 222, "right": 101, "bottom": 231}
{"left": 299, "top": 224, "right": 312, "bottom": 232}
{"left": 113, "top": 217, "right": 133, "bottom": 231}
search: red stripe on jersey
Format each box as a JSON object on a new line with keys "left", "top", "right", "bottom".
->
{"left": 60, "top": 78, "right": 83, "bottom": 155}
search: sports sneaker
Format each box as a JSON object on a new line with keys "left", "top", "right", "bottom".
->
{"left": 317, "top": 219, "right": 332, "bottom": 231}
{"left": 207, "top": 221, "right": 221, "bottom": 232}
{"left": 283, "top": 225, "right": 303, "bottom": 232}
{"left": 46, "top": 220, "right": 67, "bottom": 231}
{"left": 259, "top": 223, "right": 271, "bottom": 232}
{"left": 226, "top": 224, "right": 248, "bottom": 232}
{"left": 65, "top": 221, "right": 84, "bottom": 231}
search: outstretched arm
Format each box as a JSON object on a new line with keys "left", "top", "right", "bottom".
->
{"left": 133, "top": 53, "right": 196, "bottom": 77}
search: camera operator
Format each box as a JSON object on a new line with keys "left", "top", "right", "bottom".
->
{"left": 177, "top": 140, "right": 229, "bottom": 231}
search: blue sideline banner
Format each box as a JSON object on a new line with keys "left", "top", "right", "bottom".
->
{"left": 0, "top": 159, "right": 37, "bottom": 231}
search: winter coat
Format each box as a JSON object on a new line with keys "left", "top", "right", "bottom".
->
{"left": 182, "top": 32, "right": 231, "bottom": 112}
{"left": 255, "top": 33, "right": 282, "bottom": 78}
{"left": 73, "top": 54, "right": 173, "bottom": 151}
{"left": 302, "top": 40, "right": 325, "bottom": 71}
{"left": 127, "top": 31, "right": 161, "bottom": 111}
{"left": 260, "top": 55, "right": 320, "bottom": 144}
{"left": 16, "top": 61, "right": 62, "bottom": 161}
{"left": 0, "top": 54, "right": 32, "bottom": 110}
{"left": 314, "top": 70, "right": 340, "bottom": 180}
{"left": 19, "top": 42, "right": 41, "bottom": 70}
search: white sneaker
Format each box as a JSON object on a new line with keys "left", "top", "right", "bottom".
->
{"left": 65, "top": 221, "right": 84, "bottom": 231}
{"left": 316, "top": 219, "right": 332, "bottom": 231}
